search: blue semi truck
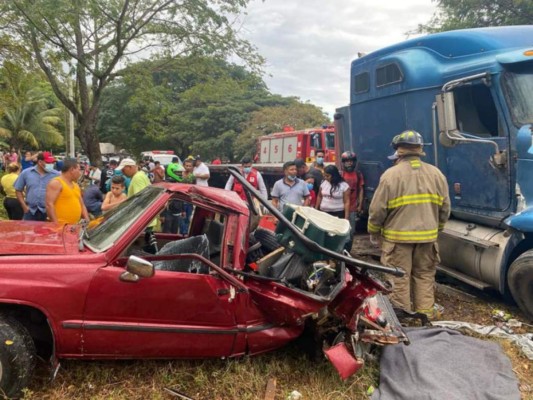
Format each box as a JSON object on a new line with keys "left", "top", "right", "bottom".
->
{"left": 335, "top": 26, "right": 533, "bottom": 319}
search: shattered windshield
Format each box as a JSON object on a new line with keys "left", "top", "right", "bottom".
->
{"left": 502, "top": 66, "right": 533, "bottom": 126}
{"left": 84, "top": 186, "right": 164, "bottom": 252}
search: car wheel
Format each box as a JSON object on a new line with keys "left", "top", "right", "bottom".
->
{"left": 508, "top": 250, "right": 533, "bottom": 321}
{"left": 0, "top": 315, "right": 36, "bottom": 399}
{"left": 253, "top": 228, "right": 281, "bottom": 253}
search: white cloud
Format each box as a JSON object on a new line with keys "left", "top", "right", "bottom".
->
{"left": 239, "top": 0, "right": 437, "bottom": 116}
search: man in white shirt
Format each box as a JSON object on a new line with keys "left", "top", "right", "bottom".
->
{"left": 193, "top": 155, "right": 210, "bottom": 187}
{"left": 87, "top": 164, "right": 102, "bottom": 186}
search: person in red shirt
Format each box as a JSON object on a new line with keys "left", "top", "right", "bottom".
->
{"left": 224, "top": 156, "right": 268, "bottom": 199}
{"left": 305, "top": 177, "right": 317, "bottom": 207}
{"left": 340, "top": 151, "right": 364, "bottom": 252}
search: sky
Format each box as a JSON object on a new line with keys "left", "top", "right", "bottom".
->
{"left": 239, "top": 0, "right": 438, "bottom": 116}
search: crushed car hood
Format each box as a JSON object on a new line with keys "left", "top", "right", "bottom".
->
{"left": 0, "top": 221, "right": 80, "bottom": 255}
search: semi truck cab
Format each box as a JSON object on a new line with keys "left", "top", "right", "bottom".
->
{"left": 335, "top": 26, "right": 533, "bottom": 319}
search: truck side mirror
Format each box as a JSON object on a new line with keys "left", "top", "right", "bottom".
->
{"left": 516, "top": 125, "right": 533, "bottom": 158}
{"left": 435, "top": 92, "right": 462, "bottom": 147}
{"left": 120, "top": 255, "right": 155, "bottom": 283}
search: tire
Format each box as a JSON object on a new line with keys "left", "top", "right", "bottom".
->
{"left": 253, "top": 228, "right": 281, "bottom": 253}
{"left": 246, "top": 233, "right": 264, "bottom": 264}
{"left": 508, "top": 250, "right": 533, "bottom": 321}
{"left": 0, "top": 315, "right": 36, "bottom": 399}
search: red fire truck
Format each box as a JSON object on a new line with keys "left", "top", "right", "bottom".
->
{"left": 257, "top": 125, "right": 336, "bottom": 164}
{"left": 210, "top": 125, "right": 336, "bottom": 191}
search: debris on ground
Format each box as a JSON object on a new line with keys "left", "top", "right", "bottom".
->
{"left": 163, "top": 387, "right": 195, "bottom": 400}
{"left": 264, "top": 378, "right": 276, "bottom": 400}
{"left": 432, "top": 321, "right": 533, "bottom": 360}
{"left": 287, "top": 389, "right": 303, "bottom": 399}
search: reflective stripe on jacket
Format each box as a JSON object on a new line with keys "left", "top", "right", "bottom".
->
{"left": 367, "top": 156, "right": 451, "bottom": 243}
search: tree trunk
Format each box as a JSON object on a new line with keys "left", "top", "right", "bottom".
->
{"left": 76, "top": 113, "right": 102, "bottom": 167}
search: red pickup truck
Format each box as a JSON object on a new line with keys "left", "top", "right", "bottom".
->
{"left": 0, "top": 168, "right": 406, "bottom": 398}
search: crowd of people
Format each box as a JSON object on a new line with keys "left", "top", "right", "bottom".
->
{"left": 0, "top": 150, "right": 215, "bottom": 237}
{"left": 261, "top": 149, "right": 365, "bottom": 252}
{"left": 0, "top": 147, "right": 367, "bottom": 239}
{"left": 0, "top": 152, "right": 128, "bottom": 224}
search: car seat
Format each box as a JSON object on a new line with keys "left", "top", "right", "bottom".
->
{"left": 153, "top": 234, "right": 210, "bottom": 274}
{"left": 204, "top": 219, "right": 224, "bottom": 256}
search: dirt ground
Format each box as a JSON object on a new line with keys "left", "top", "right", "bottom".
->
{"left": 352, "top": 234, "right": 533, "bottom": 399}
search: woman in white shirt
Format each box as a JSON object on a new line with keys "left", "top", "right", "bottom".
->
{"left": 315, "top": 165, "right": 350, "bottom": 219}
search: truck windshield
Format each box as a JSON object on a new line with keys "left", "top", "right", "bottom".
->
{"left": 84, "top": 186, "right": 164, "bottom": 252}
{"left": 502, "top": 67, "right": 533, "bottom": 126}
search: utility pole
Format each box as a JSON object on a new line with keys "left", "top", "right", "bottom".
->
{"left": 68, "top": 80, "right": 75, "bottom": 157}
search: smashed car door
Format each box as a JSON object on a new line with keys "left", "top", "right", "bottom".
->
{"left": 80, "top": 254, "right": 240, "bottom": 358}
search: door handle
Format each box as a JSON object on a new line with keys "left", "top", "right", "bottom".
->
{"left": 217, "top": 286, "right": 236, "bottom": 302}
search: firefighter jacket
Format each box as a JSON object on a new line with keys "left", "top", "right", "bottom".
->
{"left": 368, "top": 155, "right": 451, "bottom": 243}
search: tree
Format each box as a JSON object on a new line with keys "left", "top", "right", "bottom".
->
{"left": 98, "top": 56, "right": 280, "bottom": 160}
{"left": 0, "top": 0, "right": 261, "bottom": 164}
{"left": 0, "top": 62, "right": 63, "bottom": 150}
{"left": 234, "top": 102, "right": 330, "bottom": 159}
{"left": 418, "top": 0, "right": 533, "bottom": 33}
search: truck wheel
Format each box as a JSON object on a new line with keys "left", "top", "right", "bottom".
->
{"left": 253, "top": 228, "right": 281, "bottom": 253}
{"left": 0, "top": 315, "right": 36, "bottom": 399}
{"left": 508, "top": 250, "right": 533, "bottom": 321}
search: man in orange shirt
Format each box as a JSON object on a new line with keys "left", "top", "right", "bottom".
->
{"left": 46, "top": 158, "right": 89, "bottom": 224}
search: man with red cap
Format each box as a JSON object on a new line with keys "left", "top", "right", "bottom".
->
{"left": 14, "top": 151, "right": 59, "bottom": 221}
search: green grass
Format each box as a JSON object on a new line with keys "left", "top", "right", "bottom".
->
{"left": 23, "top": 342, "right": 380, "bottom": 399}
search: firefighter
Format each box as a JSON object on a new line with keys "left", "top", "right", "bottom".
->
{"left": 340, "top": 151, "right": 364, "bottom": 252}
{"left": 224, "top": 156, "right": 268, "bottom": 199}
{"left": 367, "top": 130, "right": 451, "bottom": 319}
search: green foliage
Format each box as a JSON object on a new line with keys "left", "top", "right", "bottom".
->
{"left": 234, "top": 102, "right": 330, "bottom": 159}
{"left": 0, "top": 62, "right": 63, "bottom": 150}
{"left": 418, "top": 0, "right": 533, "bottom": 33}
{"left": 97, "top": 56, "right": 324, "bottom": 162}
{"left": 0, "top": 0, "right": 262, "bottom": 163}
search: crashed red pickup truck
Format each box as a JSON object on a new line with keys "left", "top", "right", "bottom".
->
{"left": 0, "top": 167, "right": 407, "bottom": 398}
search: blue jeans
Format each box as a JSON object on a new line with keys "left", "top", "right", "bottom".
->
{"left": 23, "top": 209, "right": 47, "bottom": 221}
{"left": 179, "top": 203, "right": 193, "bottom": 235}
{"left": 344, "top": 211, "right": 360, "bottom": 252}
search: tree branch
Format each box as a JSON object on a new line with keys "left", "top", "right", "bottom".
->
{"left": 29, "top": 29, "right": 79, "bottom": 117}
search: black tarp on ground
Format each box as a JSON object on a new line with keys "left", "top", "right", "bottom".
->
{"left": 372, "top": 327, "right": 520, "bottom": 400}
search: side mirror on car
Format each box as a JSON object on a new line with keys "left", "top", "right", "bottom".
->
{"left": 119, "top": 255, "right": 155, "bottom": 283}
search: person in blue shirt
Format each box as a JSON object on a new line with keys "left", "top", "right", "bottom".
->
{"left": 271, "top": 161, "right": 310, "bottom": 212}
{"left": 82, "top": 185, "right": 104, "bottom": 217}
{"left": 20, "top": 151, "right": 35, "bottom": 170}
{"left": 14, "top": 151, "right": 59, "bottom": 221}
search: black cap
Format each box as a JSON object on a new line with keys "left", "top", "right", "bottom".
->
{"left": 241, "top": 156, "right": 252, "bottom": 164}
{"left": 294, "top": 158, "right": 306, "bottom": 168}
